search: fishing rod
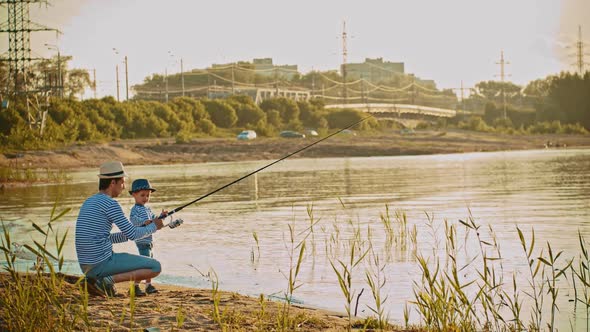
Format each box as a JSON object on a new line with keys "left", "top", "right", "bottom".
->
{"left": 160, "top": 115, "right": 373, "bottom": 219}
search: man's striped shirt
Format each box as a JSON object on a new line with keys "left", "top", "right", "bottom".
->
{"left": 75, "top": 192, "right": 157, "bottom": 265}
{"left": 130, "top": 204, "right": 155, "bottom": 245}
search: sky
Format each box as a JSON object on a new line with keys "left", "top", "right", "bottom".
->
{"left": 1, "top": 0, "right": 589, "bottom": 98}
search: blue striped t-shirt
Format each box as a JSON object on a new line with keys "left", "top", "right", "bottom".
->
{"left": 75, "top": 192, "right": 157, "bottom": 265}
{"left": 130, "top": 204, "right": 155, "bottom": 245}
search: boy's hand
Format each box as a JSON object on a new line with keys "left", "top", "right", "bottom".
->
{"left": 143, "top": 220, "right": 153, "bottom": 226}
{"left": 154, "top": 218, "right": 165, "bottom": 230}
{"left": 158, "top": 210, "right": 169, "bottom": 219}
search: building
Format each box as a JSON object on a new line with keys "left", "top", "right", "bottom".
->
{"left": 252, "top": 58, "right": 299, "bottom": 80}
{"left": 343, "top": 57, "right": 405, "bottom": 82}
{"left": 209, "top": 86, "right": 310, "bottom": 104}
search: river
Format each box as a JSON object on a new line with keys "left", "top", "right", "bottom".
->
{"left": 1, "top": 148, "right": 589, "bottom": 329}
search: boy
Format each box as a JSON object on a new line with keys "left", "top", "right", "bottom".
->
{"left": 129, "top": 178, "right": 161, "bottom": 296}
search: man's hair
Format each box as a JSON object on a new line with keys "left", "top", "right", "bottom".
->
{"left": 99, "top": 177, "right": 123, "bottom": 190}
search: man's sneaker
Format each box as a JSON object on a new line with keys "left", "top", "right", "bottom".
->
{"left": 145, "top": 284, "right": 158, "bottom": 294}
{"left": 130, "top": 284, "right": 146, "bottom": 297}
{"left": 85, "top": 277, "right": 117, "bottom": 297}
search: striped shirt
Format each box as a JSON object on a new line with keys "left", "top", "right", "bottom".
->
{"left": 75, "top": 192, "right": 157, "bottom": 265}
{"left": 130, "top": 204, "right": 155, "bottom": 245}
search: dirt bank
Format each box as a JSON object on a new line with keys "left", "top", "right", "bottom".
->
{"left": 1, "top": 130, "right": 588, "bottom": 171}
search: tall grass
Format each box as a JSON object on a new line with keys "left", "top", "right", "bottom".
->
{"left": 276, "top": 211, "right": 308, "bottom": 331}
{"left": 0, "top": 201, "right": 88, "bottom": 331}
{"left": 573, "top": 232, "right": 590, "bottom": 332}
{"left": 0, "top": 165, "right": 71, "bottom": 184}
{"left": 330, "top": 219, "right": 369, "bottom": 331}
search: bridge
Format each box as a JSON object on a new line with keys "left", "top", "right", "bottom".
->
{"left": 325, "top": 103, "right": 457, "bottom": 118}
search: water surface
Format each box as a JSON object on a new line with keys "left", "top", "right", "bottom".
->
{"left": 2, "top": 148, "right": 589, "bottom": 328}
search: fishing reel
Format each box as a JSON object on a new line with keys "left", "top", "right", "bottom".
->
{"left": 166, "top": 218, "right": 184, "bottom": 229}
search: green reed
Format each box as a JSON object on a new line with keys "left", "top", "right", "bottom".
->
{"left": 365, "top": 241, "right": 389, "bottom": 331}
{"left": 517, "top": 226, "right": 545, "bottom": 331}
{"left": 573, "top": 231, "right": 590, "bottom": 332}
{"left": 276, "top": 212, "right": 307, "bottom": 332}
{"left": 209, "top": 269, "right": 224, "bottom": 330}
{"left": 538, "top": 241, "right": 573, "bottom": 331}
{"left": 251, "top": 231, "right": 260, "bottom": 263}
{"left": 175, "top": 305, "right": 186, "bottom": 328}
{"left": 330, "top": 219, "right": 369, "bottom": 331}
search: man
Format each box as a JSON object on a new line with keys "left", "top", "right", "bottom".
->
{"left": 75, "top": 161, "right": 165, "bottom": 296}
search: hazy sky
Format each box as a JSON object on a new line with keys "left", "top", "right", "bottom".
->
{"left": 1, "top": 0, "right": 588, "bottom": 98}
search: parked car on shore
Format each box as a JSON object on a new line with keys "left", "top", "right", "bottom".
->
{"left": 279, "top": 130, "right": 306, "bottom": 138}
{"left": 237, "top": 130, "right": 257, "bottom": 140}
{"left": 305, "top": 129, "right": 319, "bottom": 137}
{"left": 340, "top": 129, "right": 357, "bottom": 136}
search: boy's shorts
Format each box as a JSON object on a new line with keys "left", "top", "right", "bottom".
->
{"left": 80, "top": 252, "right": 160, "bottom": 280}
{"left": 136, "top": 242, "right": 153, "bottom": 258}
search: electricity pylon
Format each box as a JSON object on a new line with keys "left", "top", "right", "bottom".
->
{"left": 0, "top": 0, "right": 59, "bottom": 134}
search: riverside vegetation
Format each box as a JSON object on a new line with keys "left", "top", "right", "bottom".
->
{"left": 2, "top": 71, "right": 589, "bottom": 154}
{"left": 2, "top": 201, "right": 589, "bottom": 331}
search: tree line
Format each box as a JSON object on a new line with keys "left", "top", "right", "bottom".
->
{"left": 0, "top": 95, "right": 381, "bottom": 151}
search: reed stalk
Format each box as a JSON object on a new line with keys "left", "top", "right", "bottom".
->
{"left": 330, "top": 220, "right": 369, "bottom": 331}
{"left": 516, "top": 226, "right": 545, "bottom": 331}
{"left": 538, "top": 241, "right": 573, "bottom": 332}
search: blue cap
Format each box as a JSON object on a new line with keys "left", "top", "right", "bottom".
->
{"left": 129, "top": 179, "right": 156, "bottom": 195}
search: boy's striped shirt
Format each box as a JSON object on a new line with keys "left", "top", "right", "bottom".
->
{"left": 75, "top": 192, "right": 157, "bottom": 265}
{"left": 130, "top": 204, "right": 155, "bottom": 244}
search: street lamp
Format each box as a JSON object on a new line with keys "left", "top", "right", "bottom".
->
{"left": 165, "top": 52, "right": 185, "bottom": 100}
{"left": 45, "top": 43, "right": 62, "bottom": 98}
{"left": 113, "top": 48, "right": 129, "bottom": 101}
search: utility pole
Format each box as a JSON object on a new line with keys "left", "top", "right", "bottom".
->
{"left": 93, "top": 68, "right": 97, "bottom": 99}
{"left": 495, "top": 50, "right": 510, "bottom": 120}
{"left": 231, "top": 63, "right": 236, "bottom": 95}
{"left": 341, "top": 20, "right": 348, "bottom": 105}
{"left": 274, "top": 67, "right": 279, "bottom": 96}
{"left": 181, "top": 58, "right": 185, "bottom": 97}
{"left": 410, "top": 75, "right": 416, "bottom": 104}
{"left": 311, "top": 70, "right": 315, "bottom": 97}
{"left": 124, "top": 56, "right": 129, "bottom": 100}
{"left": 451, "top": 80, "right": 473, "bottom": 110}
{"left": 165, "top": 68, "right": 169, "bottom": 103}
{"left": 45, "top": 44, "right": 62, "bottom": 97}
{"left": 115, "top": 64, "right": 120, "bottom": 101}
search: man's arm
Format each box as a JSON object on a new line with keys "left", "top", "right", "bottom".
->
{"left": 106, "top": 201, "right": 161, "bottom": 242}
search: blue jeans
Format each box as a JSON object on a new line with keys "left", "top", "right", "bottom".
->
{"left": 80, "top": 252, "right": 161, "bottom": 280}
{"left": 136, "top": 242, "right": 153, "bottom": 258}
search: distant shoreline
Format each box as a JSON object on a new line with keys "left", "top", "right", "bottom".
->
{"left": 1, "top": 130, "right": 589, "bottom": 174}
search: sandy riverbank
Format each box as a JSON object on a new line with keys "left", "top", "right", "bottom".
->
{"left": 1, "top": 130, "right": 589, "bottom": 171}
{"left": 0, "top": 273, "right": 389, "bottom": 331}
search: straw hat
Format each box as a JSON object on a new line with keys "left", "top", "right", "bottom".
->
{"left": 98, "top": 161, "right": 128, "bottom": 179}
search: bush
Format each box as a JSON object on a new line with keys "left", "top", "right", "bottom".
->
{"left": 175, "top": 130, "right": 192, "bottom": 144}
{"left": 458, "top": 116, "right": 493, "bottom": 132}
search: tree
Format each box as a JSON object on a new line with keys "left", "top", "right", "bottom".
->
{"left": 259, "top": 97, "right": 299, "bottom": 124}
{"left": 475, "top": 81, "right": 522, "bottom": 101}
{"left": 64, "top": 69, "right": 92, "bottom": 99}
{"left": 202, "top": 99, "right": 238, "bottom": 128}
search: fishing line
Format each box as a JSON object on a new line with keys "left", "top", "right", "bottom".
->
{"left": 161, "top": 115, "right": 373, "bottom": 218}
